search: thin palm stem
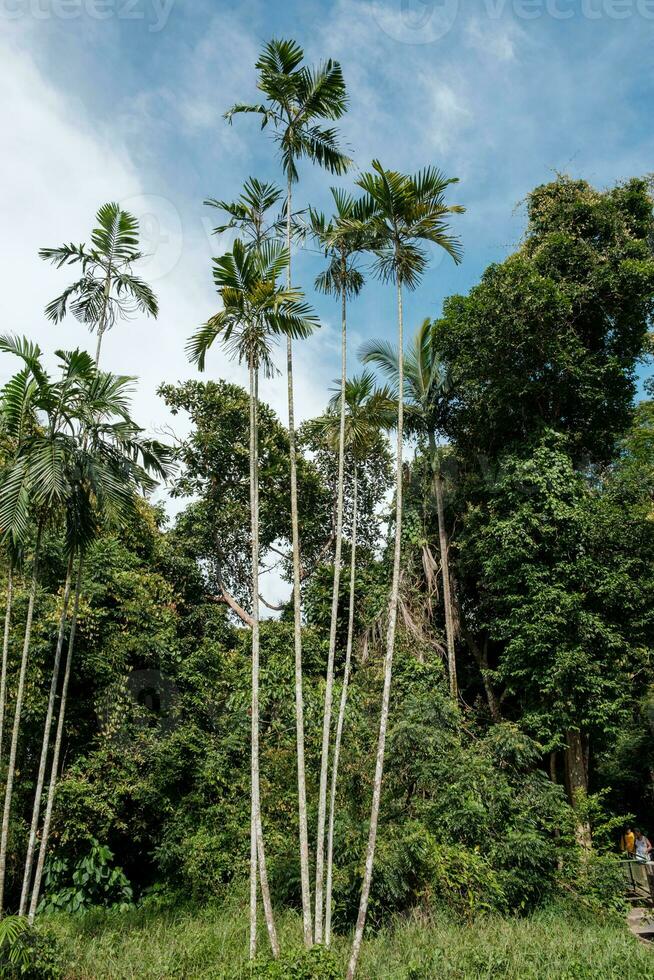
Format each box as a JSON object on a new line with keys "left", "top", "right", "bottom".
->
{"left": 28, "top": 557, "right": 82, "bottom": 922}
{"left": 0, "top": 523, "right": 44, "bottom": 914}
{"left": 0, "top": 567, "right": 14, "bottom": 762}
{"left": 315, "top": 266, "right": 347, "bottom": 942}
{"left": 347, "top": 282, "right": 404, "bottom": 979}
{"left": 286, "top": 175, "right": 312, "bottom": 947}
{"left": 19, "top": 554, "right": 74, "bottom": 915}
{"left": 249, "top": 359, "right": 259, "bottom": 959}
{"left": 429, "top": 432, "right": 457, "bottom": 698}
{"left": 250, "top": 364, "right": 279, "bottom": 958}
{"left": 325, "top": 466, "right": 357, "bottom": 946}
{"left": 249, "top": 799, "right": 257, "bottom": 959}
{"left": 95, "top": 266, "right": 111, "bottom": 365}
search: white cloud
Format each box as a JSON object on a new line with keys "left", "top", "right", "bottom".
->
{"left": 0, "top": 32, "right": 341, "bottom": 438}
{"left": 0, "top": 35, "right": 203, "bottom": 451}
{"left": 0, "top": 31, "right": 338, "bottom": 611}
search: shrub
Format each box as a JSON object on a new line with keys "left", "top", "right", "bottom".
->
{"left": 229, "top": 946, "right": 340, "bottom": 979}
{"left": 0, "top": 916, "right": 63, "bottom": 979}
{"left": 430, "top": 844, "right": 507, "bottom": 921}
{"left": 39, "top": 839, "right": 133, "bottom": 915}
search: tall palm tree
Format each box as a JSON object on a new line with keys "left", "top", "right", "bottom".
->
{"left": 19, "top": 367, "right": 155, "bottom": 916}
{"left": 0, "top": 339, "right": 101, "bottom": 914}
{"left": 39, "top": 202, "right": 158, "bottom": 362}
{"left": 345, "top": 162, "right": 463, "bottom": 979}
{"left": 0, "top": 363, "right": 39, "bottom": 763}
{"left": 361, "top": 318, "right": 458, "bottom": 697}
{"left": 25, "top": 206, "right": 160, "bottom": 914}
{"left": 308, "top": 372, "right": 394, "bottom": 946}
{"left": 187, "top": 238, "right": 319, "bottom": 959}
{"left": 27, "top": 376, "right": 173, "bottom": 922}
{"left": 226, "top": 37, "right": 350, "bottom": 945}
{"left": 0, "top": 558, "right": 12, "bottom": 764}
{"left": 303, "top": 189, "right": 368, "bottom": 940}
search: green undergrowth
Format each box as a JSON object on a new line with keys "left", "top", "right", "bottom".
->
{"left": 41, "top": 895, "right": 654, "bottom": 979}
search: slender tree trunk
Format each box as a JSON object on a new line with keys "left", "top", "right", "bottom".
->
{"left": 315, "top": 270, "right": 348, "bottom": 941}
{"left": 0, "top": 523, "right": 43, "bottom": 915}
{"left": 347, "top": 282, "right": 405, "bottom": 980}
{"left": 428, "top": 434, "right": 457, "bottom": 699}
{"left": 249, "top": 799, "right": 257, "bottom": 960}
{"left": 325, "top": 467, "right": 357, "bottom": 946}
{"left": 0, "top": 567, "right": 14, "bottom": 762}
{"left": 249, "top": 365, "right": 279, "bottom": 958}
{"left": 19, "top": 555, "right": 74, "bottom": 915}
{"left": 285, "top": 174, "right": 312, "bottom": 946}
{"left": 565, "top": 728, "right": 592, "bottom": 851}
{"left": 28, "top": 558, "right": 82, "bottom": 922}
{"left": 249, "top": 352, "right": 258, "bottom": 966}
{"left": 95, "top": 267, "right": 111, "bottom": 364}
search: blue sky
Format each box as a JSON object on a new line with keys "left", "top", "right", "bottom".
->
{"left": 2, "top": 0, "right": 653, "bottom": 473}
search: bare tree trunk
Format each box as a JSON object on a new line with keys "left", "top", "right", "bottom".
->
{"left": 0, "top": 524, "right": 43, "bottom": 915}
{"left": 315, "top": 270, "right": 348, "bottom": 942}
{"left": 28, "top": 558, "right": 82, "bottom": 923}
{"left": 428, "top": 435, "right": 457, "bottom": 699}
{"left": 19, "top": 556, "right": 74, "bottom": 915}
{"left": 249, "top": 365, "right": 279, "bottom": 958}
{"left": 347, "top": 282, "right": 404, "bottom": 979}
{"left": 0, "top": 567, "right": 14, "bottom": 762}
{"left": 325, "top": 467, "right": 357, "bottom": 946}
{"left": 285, "top": 175, "right": 312, "bottom": 946}
{"left": 565, "top": 728, "right": 592, "bottom": 851}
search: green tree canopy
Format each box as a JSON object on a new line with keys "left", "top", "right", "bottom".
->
{"left": 434, "top": 176, "right": 654, "bottom": 464}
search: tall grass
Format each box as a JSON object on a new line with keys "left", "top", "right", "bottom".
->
{"left": 48, "top": 898, "right": 654, "bottom": 979}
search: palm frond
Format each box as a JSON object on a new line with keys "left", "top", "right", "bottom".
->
{"left": 296, "top": 125, "right": 351, "bottom": 175}
{"left": 92, "top": 202, "right": 140, "bottom": 261}
{"left": 0, "top": 456, "right": 32, "bottom": 547}
{"left": 186, "top": 315, "right": 230, "bottom": 371}
{"left": 256, "top": 37, "right": 304, "bottom": 75}
{"left": 113, "top": 271, "right": 159, "bottom": 317}
{"left": 39, "top": 243, "right": 89, "bottom": 268}
{"left": 0, "top": 368, "right": 38, "bottom": 442}
{"left": 295, "top": 59, "right": 349, "bottom": 122}
{"left": 224, "top": 102, "right": 270, "bottom": 126}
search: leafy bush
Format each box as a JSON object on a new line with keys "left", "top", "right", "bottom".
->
{"left": 39, "top": 839, "right": 133, "bottom": 915}
{"left": 430, "top": 844, "right": 507, "bottom": 921}
{"left": 556, "top": 852, "right": 626, "bottom": 916}
{"left": 248, "top": 946, "right": 340, "bottom": 979}
{"left": 0, "top": 916, "right": 63, "bottom": 979}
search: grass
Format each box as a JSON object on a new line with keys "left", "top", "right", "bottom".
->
{"left": 48, "top": 897, "right": 654, "bottom": 979}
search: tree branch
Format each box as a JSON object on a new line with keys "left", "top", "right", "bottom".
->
{"left": 210, "top": 590, "right": 254, "bottom": 628}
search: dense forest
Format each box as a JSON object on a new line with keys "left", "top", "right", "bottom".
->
{"left": 1, "top": 37, "right": 654, "bottom": 980}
